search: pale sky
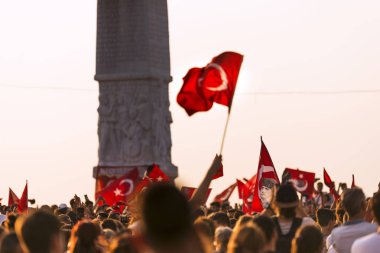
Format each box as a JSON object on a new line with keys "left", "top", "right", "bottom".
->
{"left": 1, "top": 0, "right": 380, "bottom": 205}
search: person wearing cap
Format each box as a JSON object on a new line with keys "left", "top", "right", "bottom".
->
{"left": 272, "top": 183, "right": 315, "bottom": 253}
{"left": 57, "top": 204, "right": 68, "bottom": 215}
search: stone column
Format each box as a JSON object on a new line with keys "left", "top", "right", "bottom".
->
{"left": 94, "top": 0, "right": 177, "bottom": 181}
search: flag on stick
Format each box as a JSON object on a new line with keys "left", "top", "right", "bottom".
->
{"left": 213, "top": 182, "right": 237, "bottom": 203}
{"left": 351, "top": 174, "right": 356, "bottom": 188}
{"left": 282, "top": 168, "right": 315, "bottom": 196}
{"left": 8, "top": 188, "right": 19, "bottom": 207}
{"left": 177, "top": 52, "right": 243, "bottom": 116}
{"left": 251, "top": 137, "right": 280, "bottom": 212}
{"left": 18, "top": 182, "right": 28, "bottom": 213}
{"left": 95, "top": 169, "right": 140, "bottom": 206}
{"left": 323, "top": 168, "right": 340, "bottom": 200}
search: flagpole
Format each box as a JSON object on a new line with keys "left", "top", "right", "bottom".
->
{"left": 219, "top": 111, "right": 232, "bottom": 155}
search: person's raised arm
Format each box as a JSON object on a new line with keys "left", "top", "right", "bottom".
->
{"left": 190, "top": 154, "right": 222, "bottom": 210}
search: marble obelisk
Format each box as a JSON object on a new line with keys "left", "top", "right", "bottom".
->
{"left": 93, "top": 0, "right": 177, "bottom": 183}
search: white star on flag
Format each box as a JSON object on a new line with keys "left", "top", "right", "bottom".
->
{"left": 157, "top": 176, "right": 163, "bottom": 182}
{"left": 114, "top": 188, "right": 122, "bottom": 197}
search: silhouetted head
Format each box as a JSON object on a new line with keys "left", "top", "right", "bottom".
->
{"left": 142, "top": 184, "right": 192, "bottom": 249}
{"left": 341, "top": 187, "right": 366, "bottom": 218}
{"left": 0, "top": 232, "right": 23, "bottom": 253}
{"left": 291, "top": 225, "right": 323, "bottom": 253}
{"left": 15, "top": 210, "right": 63, "bottom": 253}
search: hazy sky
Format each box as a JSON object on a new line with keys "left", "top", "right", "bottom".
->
{"left": 1, "top": 1, "right": 380, "bottom": 205}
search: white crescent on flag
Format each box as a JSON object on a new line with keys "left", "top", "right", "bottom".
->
{"left": 118, "top": 179, "right": 134, "bottom": 196}
{"left": 197, "top": 63, "right": 228, "bottom": 91}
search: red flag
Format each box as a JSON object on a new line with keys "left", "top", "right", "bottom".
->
{"left": 177, "top": 52, "right": 243, "bottom": 116}
{"left": 323, "top": 168, "right": 335, "bottom": 188}
{"left": 236, "top": 179, "right": 253, "bottom": 213}
{"left": 323, "top": 168, "right": 340, "bottom": 200}
{"left": 213, "top": 182, "right": 236, "bottom": 203}
{"left": 95, "top": 169, "right": 140, "bottom": 206}
{"left": 212, "top": 163, "right": 224, "bottom": 180}
{"left": 351, "top": 174, "right": 356, "bottom": 188}
{"left": 181, "top": 187, "right": 212, "bottom": 204}
{"left": 251, "top": 137, "right": 280, "bottom": 212}
{"left": 145, "top": 165, "right": 170, "bottom": 182}
{"left": 8, "top": 188, "right": 19, "bottom": 207}
{"left": 282, "top": 168, "right": 315, "bottom": 195}
{"left": 18, "top": 182, "right": 28, "bottom": 213}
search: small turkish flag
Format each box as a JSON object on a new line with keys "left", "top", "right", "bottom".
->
{"left": 236, "top": 179, "right": 253, "bottom": 213}
{"left": 18, "top": 182, "right": 28, "bottom": 213}
{"left": 95, "top": 169, "right": 140, "bottom": 206}
{"left": 323, "top": 168, "right": 335, "bottom": 188}
{"left": 146, "top": 165, "right": 170, "bottom": 182}
{"left": 177, "top": 51, "right": 243, "bottom": 116}
{"left": 251, "top": 137, "right": 280, "bottom": 213}
{"left": 323, "top": 168, "right": 340, "bottom": 200}
{"left": 282, "top": 168, "right": 315, "bottom": 195}
{"left": 181, "top": 186, "right": 212, "bottom": 204}
{"left": 213, "top": 182, "right": 237, "bottom": 203}
{"left": 8, "top": 188, "right": 19, "bottom": 207}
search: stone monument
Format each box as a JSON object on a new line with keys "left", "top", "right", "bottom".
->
{"left": 93, "top": 0, "right": 177, "bottom": 187}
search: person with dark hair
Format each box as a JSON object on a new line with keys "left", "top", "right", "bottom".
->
{"left": 253, "top": 215, "right": 278, "bottom": 253}
{"left": 326, "top": 188, "right": 377, "bottom": 253}
{"left": 272, "top": 183, "right": 315, "bottom": 253}
{"left": 109, "top": 234, "right": 139, "bottom": 253}
{"left": 68, "top": 221, "right": 103, "bottom": 253}
{"left": 351, "top": 191, "right": 380, "bottom": 253}
{"left": 335, "top": 208, "right": 346, "bottom": 225}
{"left": 314, "top": 182, "right": 326, "bottom": 209}
{"left": 291, "top": 225, "right": 323, "bottom": 253}
{"left": 208, "top": 212, "right": 231, "bottom": 228}
{"left": 227, "top": 222, "right": 266, "bottom": 253}
{"left": 142, "top": 183, "right": 205, "bottom": 253}
{"left": 210, "top": 202, "right": 221, "bottom": 213}
{"left": 192, "top": 208, "right": 206, "bottom": 222}
{"left": 214, "top": 226, "right": 232, "bottom": 253}
{"left": 15, "top": 210, "right": 64, "bottom": 253}
{"left": 0, "top": 232, "right": 23, "bottom": 253}
{"left": 4, "top": 214, "right": 18, "bottom": 231}
{"left": 102, "top": 219, "right": 118, "bottom": 232}
{"left": 316, "top": 208, "right": 335, "bottom": 252}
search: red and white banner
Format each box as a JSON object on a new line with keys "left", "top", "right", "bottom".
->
{"left": 251, "top": 137, "right": 280, "bottom": 212}
{"left": 282, "top": 168, "right": 315, "bottom": 195}
{"left": 177, "top": 52, "right": 243, "bottom": 116}
{"left": 213, "top": 182, "right": 236, "bottom": 203}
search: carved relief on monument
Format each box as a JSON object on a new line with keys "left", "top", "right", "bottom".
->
{"left": 97, "top": 81, "right": 174, "bottom": 172}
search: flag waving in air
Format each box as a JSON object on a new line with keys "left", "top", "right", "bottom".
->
{"left": 251, "top": 137, "right": 280, "bottom": 212}
{"left": 18, "top": 182, "right": 28, "bottom": 213}
{"left": 95, "top": 169, "right": 140, "bottom": 206}
{"left": 236, "top": 179, "right": 253, "bottom": 213}
{"left": 8, "top": 188, "right": 19, "bottom": 207}
{"left": 323, "top": 168, "right": 340, "bottom": 200}
{"left": 213, "top": 182, "right": 237, "bottom": 203}
{"left": 282, "top": 168, "right": 315, "bottom": 196}
{"left": 177, "top": 51, "right": 243, "bottom": 116}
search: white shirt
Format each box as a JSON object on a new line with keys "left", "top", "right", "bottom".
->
{"left": 279, "top": 217, "right": 315, "bottom": 234}
{"left": 351, "top": 231, "right": 380, "bottom": 253}
{"left": 326, "top": 221, "right": 377, "bottom": 253}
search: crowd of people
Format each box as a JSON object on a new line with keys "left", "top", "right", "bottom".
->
{"left": 0, "top": 156, "right": 379, "bottom": 253}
